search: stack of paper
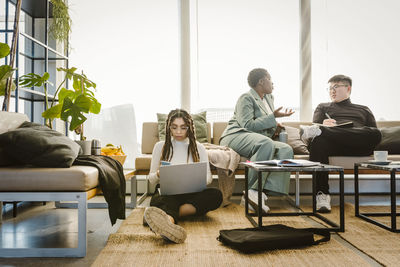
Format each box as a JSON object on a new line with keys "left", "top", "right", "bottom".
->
{"left": 253, "top": 159, "right": 320, "bottom": 167}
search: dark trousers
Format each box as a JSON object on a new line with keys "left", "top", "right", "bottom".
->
{"left": 150, "top": 187, "right": 223, "bottom": 223}
{"left": 309, "top": 126, "right": 381, "bottom": 194}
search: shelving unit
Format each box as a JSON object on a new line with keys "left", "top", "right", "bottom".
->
{"left": 1, "top": 0, "right": 69, "bottom": 124}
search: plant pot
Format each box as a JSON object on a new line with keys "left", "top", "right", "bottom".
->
{"left": 75, "top": 140, "right": 92, "bottom": 155}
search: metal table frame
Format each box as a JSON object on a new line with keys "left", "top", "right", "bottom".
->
{"left": 354, "top": 163, "right": 400, "bottom": 233}
{"left": 55, "top": 169, "right": 137, "bottom": 209}
{"left": 243, "top": 163, "right": 345, "bottom": 232}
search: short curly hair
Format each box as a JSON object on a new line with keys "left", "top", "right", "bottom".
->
{"left": 247, "top": 68, "right": 268, "bottom": 89}
{"left": 328, "top": 74, "right": 352, "bottom": 86}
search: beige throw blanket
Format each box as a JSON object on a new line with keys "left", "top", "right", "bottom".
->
{"left": 203, "top": 143, "right": 241, "bottom": 206}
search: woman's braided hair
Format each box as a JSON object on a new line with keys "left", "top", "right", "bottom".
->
{"left": 161, "top": 109, "right": 200, "bottom": 163}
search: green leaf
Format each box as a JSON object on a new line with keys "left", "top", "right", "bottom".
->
{"left": 58, "top": 87, "right": 75, "bottom": 103}
{"left": 0, "top": 65, "right": 16, "bottom": 96}
{"left": 0, "top": 65, "right": 15, "bottom": 81}
{"left": 60, "top": 95, "right": 91, "bottom": 131}
{"left": 19, "top": 72, "right": 53, "bottom": 88}
{"left": 0, "top": 42, "right": 10, "bottom": 59}
{"left": 42, "top": 103, "right": 62, "bottom": 119}
{"left": 72, "top": 77, "right": 81, "bottom": 91}
{"left": 43, "top": 72, "right": 50, "bottom": 80}
{"left": 89, "top": 98, "right": 101, "bottom": 114}
{"left": 57, "top": 67, "right": 77, "bottom": 80}
{"left": 74, "top": 94, "right": 91, "bottom": 112}
{"left": 0, "top": 79, "right": 16, "bottom": 96}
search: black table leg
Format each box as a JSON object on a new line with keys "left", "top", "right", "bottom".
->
{"left": 354, "top": 165, "right": 359, "bottom": 216}
{"left": 258, "top": 170, "right": 262, "bottom": 227}
{"left": 245, "top": 166, "right": 249, "bottom": 216}
{"left": 391, "top": 169, "right": 396, "bottom": 231}
{"left": 312, "top": 171, "right": 316, "bottom": 213}
{"left": 340, "top": 170, "right": 345, "bottom": 232}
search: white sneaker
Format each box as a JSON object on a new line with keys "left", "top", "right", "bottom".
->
{"left": 316, "top": 191, "right": 331, "bottom": 213}
{"left": 300, "top": 125, "right": 322, "bottom": 144}
{"left": 240, "top": 189, "right": 270, "bottom": 214}
{"left": 144, "top": 207, "right": 187, "bottom": 243}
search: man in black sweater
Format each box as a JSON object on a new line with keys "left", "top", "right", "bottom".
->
{"left": 301, "top": 74, "right": 381, "bottom": 213}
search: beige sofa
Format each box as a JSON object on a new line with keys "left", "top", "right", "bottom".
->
{"left": 135, "top": 121, "right": 400, "bottom": 174}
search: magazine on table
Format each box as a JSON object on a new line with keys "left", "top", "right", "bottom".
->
{"left": 253, "top": 159, "right": 320, "bottom": 167}
{"left": 312, "top": 121, "right": 353, "bottom": 128}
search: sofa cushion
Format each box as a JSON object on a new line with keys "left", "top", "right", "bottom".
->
{"left": 285, "top": 126, "right": 309, "bottom": 155}
{"left": 0, "top": 121, "right": 81, "bottom": 167}
{"left": 157, "top": 111, "right": 208, "bottom": 143}
{"left": 0, "top": 111, "right": 29, "bottom": 134}
{"left": 0, "top": 165, "right": 99, "bottom": 191}
{"left": 135, "top": 154, "right": 152, "bottom": 170}
{"left": 375, "top": 126, "right": 400, "bottom": 154}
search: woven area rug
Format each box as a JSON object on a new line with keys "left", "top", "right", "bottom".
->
{"left": 92, "top": 204, "right": 368, "bottom": 266}
{"left": 314, "top": 204, "right": 400, "bottom": 267}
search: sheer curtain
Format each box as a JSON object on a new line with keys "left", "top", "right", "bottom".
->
{"left": 311, "top": 0, "right": 400, "bottom": 120}
{"left": 69, "top": 0, "right": 180, "bottom": 147}
{"left": 84, "top": 104, "right": 138, "bottom": 169}
{"left": 194, "top": 0, "right": 300, "bottom": 121}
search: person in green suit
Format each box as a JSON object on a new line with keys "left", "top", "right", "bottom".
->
{"left": 220, "top": 68, "right": 294, "bottom": 212}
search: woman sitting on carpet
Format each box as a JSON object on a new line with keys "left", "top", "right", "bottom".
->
{"left": 144, "top": 109, "right": 222, "bottom": 243}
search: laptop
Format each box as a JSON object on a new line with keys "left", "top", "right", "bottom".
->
{"left": 159, "top": 162, "right": 208, "bottom": 195}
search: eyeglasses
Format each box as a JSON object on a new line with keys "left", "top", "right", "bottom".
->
{"left": 327, "top": 84, "right": 348, "bottom": 91}
{"left": 170, "top": 126, "right": 189, "bottom": 132}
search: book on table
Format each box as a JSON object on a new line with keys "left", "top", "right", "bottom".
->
{"left": 253, "top": 159, "right": 320, "bottom": 167}
{"left": 312, "top": 121, "right": 353, "bottom": 128}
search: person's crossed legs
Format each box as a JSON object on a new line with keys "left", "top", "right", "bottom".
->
{"left": 304, "top": 126, "right": 381, "bottom": 212}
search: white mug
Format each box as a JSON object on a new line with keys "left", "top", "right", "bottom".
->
{"left": 374, "top": 150, "right": 388, "bottom": 162}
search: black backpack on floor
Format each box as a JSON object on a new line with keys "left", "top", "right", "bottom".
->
{"left": 217, "top": 224, "right": 330, "bottom": 253}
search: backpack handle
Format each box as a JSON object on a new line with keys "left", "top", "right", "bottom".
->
{"left": 303, "top": 228, "right": 331, "bottom": 244}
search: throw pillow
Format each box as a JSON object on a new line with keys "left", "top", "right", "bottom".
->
{"left": 0, "top": 111, "right": 29, "bottom": 134}
{"left": 375, "top": 126, "right": 400, "bottom": 154}
{"left": 157, "top": 111, "right": 208, "bottom": 143}
{"left": 0, "top": 147, "right": 13, "bottom": 166}
{"left": 0, "top": 121, "right": 81, "bottom": 167}
{"left": 285, "top": 126, "right": 309, "bottom": 155}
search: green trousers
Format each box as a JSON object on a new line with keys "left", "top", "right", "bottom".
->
{"left": 220, "top": 131, "right": 293, "bottom": 195}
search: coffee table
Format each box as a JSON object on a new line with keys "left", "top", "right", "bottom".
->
{"left": 354, "top": 162, "right": 400, "bottom": 232}
{"left": 242, "top": 162, "right": 345, "bottom": 232}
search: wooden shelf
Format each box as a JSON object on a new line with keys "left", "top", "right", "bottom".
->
{"left": 12, "top": 88, "right": 57, "bottom": 102}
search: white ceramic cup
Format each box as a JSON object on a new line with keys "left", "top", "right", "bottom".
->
{"left": 75, "top": 140, "right": 92, "bottom": 155}
{"left": 374, "top": 150, "right": 388, "bottom": 162}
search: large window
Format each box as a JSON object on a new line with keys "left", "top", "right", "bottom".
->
{"left": 69, "top": 0, "right": 180, "bottom": 145}
{"left": 311, "top": 0, "right": 400, "bottom": 120}
{"left": 194, "top": 0, "right": 300, "bottom": 121}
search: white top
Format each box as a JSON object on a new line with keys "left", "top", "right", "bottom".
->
{"left": 148, "top": 138, "right": 212, "bottom": 185}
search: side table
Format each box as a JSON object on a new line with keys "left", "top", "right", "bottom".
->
{"left": 354, "top": 162, "right": 400, "bottom": 232}
{"left": 243, "top": 163, "right": 345, "bottom": 232}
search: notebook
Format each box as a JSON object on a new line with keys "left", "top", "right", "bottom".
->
{"left": 159, "top": 161, "right": 208, "bottom": 195}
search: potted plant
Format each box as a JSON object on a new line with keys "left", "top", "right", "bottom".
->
{"left": 49, "top": 0, "right": 71, "bottom": 49}
{"left": 19, "top": 67, "right": 101, "bottom": 153}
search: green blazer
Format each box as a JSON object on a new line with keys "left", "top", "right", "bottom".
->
{"left": 220, "top": 89, "right": 277, "bottom": 141}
